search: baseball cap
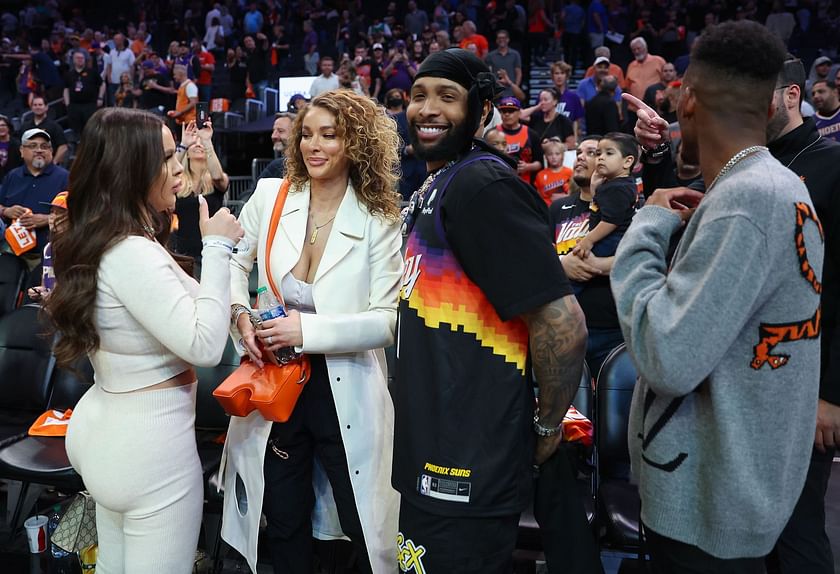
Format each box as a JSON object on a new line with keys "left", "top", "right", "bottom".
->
{"left": 40, "top": 190, "right": 68, "bottom": 210}
{"left": 594, "top": 56, "right": 610, "bottom": 66}
{"left": 814, "top": 56, "right": 832, "bottom": 67}
{"left": 22, "top": 128, "right": 51, "bottom": 144}
{"left": 395, "top": 39, "right": 407, "bottom": 48}
{"left": 497, "top": 96, "right": 521, "bottom": 110}
{"left": 372, "top": 43, "right": 383, "bottom": 50}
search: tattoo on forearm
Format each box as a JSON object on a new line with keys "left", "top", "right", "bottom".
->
{"left": 524, "top": 296, "right": 588, "bottom": 427}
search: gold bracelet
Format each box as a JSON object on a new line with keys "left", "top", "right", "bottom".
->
{"left": 231, "top": 304, "right": 251, "bottom": 326}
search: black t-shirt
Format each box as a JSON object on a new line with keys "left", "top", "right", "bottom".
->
{"left": 589, "top": 176, "right": 636, "bottom": 232}
{"left": 550, "top": 192, "right": 620, "bottom": 329}
{"left": 394, "top": 141, "right": 572, "bottom": 517}
{"left": 64, "top": 67, "right": 103, "bottom": 104}
{"left": 171, "top": 189, "right": 225, "bottom": 258}
{"left": 20, "top": 118, "right": 67, "bottom": 152}
{"left": 140, "top": 74, "right": 176, "bottom": 111}
{"left": 246, "top": 45, "right": 269, "bottom": 84}
{"left": 585, "top": 91, "right": 621, "bottom": 137}
{"left": 528, "top": 110, "right": 575, "bottom": 143}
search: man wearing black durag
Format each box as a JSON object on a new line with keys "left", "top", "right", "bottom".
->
{"left": 393, "top": 48, "right": 589, "bottom": 573}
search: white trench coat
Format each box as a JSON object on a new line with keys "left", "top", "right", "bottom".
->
{"left": 219, "top": 178, "right": 402, "bottom": 573}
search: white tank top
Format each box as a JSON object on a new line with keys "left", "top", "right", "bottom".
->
{"left": 281, "top": 273, "right": 316, "bottom": 313}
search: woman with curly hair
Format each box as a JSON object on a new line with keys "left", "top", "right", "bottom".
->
{"left": 46, "top": 107, "right": 242, "bottom": 572}
{"left": 222, "top": 89, "right": 402, "bottom": 574}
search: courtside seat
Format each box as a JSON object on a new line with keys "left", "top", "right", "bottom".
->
{"left": 195, "top": 338, "right": 242, "bottom": 568}
{"left": 595, "top": 343, "right": 643, "bottom": 551}
{"left": 0, "top": 305, "right": 54, "bottom": 447}
{"left": 195, "top": 338, "right": 241, "bottom": 485}
{"left": 0, "top": 254, "right": 27, "bottom": 318}
{"left": 0, "top": 352, "right": 92, "bottom": 534}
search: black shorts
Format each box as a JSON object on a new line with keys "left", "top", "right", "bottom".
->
{"left": 397, "top": 500, "right": 519, "bottom": 574}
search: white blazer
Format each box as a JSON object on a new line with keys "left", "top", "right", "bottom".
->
{"left": 219, "top": 177, "right": 402, "bottom": 574}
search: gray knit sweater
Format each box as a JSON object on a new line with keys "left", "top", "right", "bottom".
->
{"left": 611, "top": 149, "right": 824, "bottom": 558}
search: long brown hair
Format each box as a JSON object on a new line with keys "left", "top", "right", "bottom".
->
{"left": 46, "top": 107, "right": 175, "bottom": 367}
{"left": 284, "top": 90, "right": 401, "bottom": 220}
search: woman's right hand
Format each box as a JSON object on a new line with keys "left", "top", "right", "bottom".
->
{"left": 236, "top": 313, "right": 265, "bottom": 367}
{"left": 198, "top": 195, "right": 244, "bottom": 243}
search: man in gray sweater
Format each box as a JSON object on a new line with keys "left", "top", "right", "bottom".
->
{"left": 611, "top": 21, "right": 825, "bottom": 572}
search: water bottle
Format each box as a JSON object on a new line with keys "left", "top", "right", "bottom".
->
{"left": 47, "top": 504, "right": 70, "bottom": 558}
{"left": 256, "top": 286, "right": 300, "bottom": 363}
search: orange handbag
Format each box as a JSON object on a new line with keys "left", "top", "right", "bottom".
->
{"left": 213, "top": 180, "right": 311, "bottom": 422}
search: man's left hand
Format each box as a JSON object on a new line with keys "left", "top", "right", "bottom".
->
{"left": 815, "top": 399, "right": 840, "bottom": 453}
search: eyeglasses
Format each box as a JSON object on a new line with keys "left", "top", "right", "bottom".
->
{"left": 22, "top": 143, "right": 52, "bottom": 151}
{"left": 775, "top": 84, "right": 791, "bottom": 91}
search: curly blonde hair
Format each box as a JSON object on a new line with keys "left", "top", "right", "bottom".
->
{"left": 285, "top": 90, "right": 402, "bottom": 220}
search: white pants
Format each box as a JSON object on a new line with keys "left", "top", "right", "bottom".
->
{"left": 66, "top": 382, "right": 202, "bottom": 574}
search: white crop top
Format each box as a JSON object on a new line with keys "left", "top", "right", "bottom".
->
{"left": 89, "top": 235, "right": 234, "bottom": 392}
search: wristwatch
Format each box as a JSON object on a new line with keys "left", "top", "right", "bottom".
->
{"left": 533, "top": 411, "right": 563, "bottom": 437}
{"left": 642, "top": 140, "right": 671, "bottom": 162}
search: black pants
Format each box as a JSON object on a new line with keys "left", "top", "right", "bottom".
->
{"left": 262, "top": 355, "right": 371, "bottom": 574}
{"left": 534, "top": 445, "right": 603, "bottom": 574}
{"left": 767, "top": 446, "right": 836, "bottom": 574}
{"left": 397, "top": 501, "right": 519, "bottom": 574}
{"left": 645, "top": 526, "right": 766, "bottom": 574}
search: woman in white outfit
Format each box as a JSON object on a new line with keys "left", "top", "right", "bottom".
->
{"left": 223, "top": 89, "right": 402, "bottom": 574}
{"left": 48, "top": 107, "right": 243, "bottom": 573}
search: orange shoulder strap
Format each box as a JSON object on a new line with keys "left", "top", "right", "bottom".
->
{"left": 263, "top": 179, "right": 291, "bottom": 306}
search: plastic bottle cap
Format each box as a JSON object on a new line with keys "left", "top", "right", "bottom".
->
{"left": 257, "top": 286, "right": 267, "bottom": 293}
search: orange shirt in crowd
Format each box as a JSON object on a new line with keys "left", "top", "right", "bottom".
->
{"left": 460, "top": 34, "right": 489, "bottom": 58}
{"left": 535, "top": 166, "right": 573, "bottom": 206}
{"left": 130, "top": 38, "right": 146, "bottom": 57}
{"left": 176, "top": 80, "right": 198, "bottom": 125}
{"left": 196, "top": 50, "right": 216, "bottom": 86}
{"left": 625, "top": 55, "right": 666, "bottom": 100}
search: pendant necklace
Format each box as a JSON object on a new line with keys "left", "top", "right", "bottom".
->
{"left": 401, "top": 160, "right": 456, "bottom": 237}
{"left": 309, "top": 215, "right": 336, "bottom": 244}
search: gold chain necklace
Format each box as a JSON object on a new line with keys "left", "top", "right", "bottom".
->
{"left": 309, "top": 215, "right": 336, "bottom": 244}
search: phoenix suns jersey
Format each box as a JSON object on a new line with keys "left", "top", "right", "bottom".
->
{"left": 393, "top": 143, "right": 572, "bottom": 516}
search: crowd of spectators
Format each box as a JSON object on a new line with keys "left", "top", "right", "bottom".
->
{"left": 0, "top": 1, "right": 836, "bottom": 143}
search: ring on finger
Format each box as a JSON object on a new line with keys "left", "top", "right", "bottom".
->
{"left": 267, "top": 335, "right": 273, "bottom": 344}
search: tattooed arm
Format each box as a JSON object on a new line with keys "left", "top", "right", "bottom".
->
{"left": 522, "top": 294, "right": 588, "bottom": 464}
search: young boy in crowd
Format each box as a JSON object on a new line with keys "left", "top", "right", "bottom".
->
{"left": 571, "top": 132, "right": 638, "bottom": 261}
{"left": 27, "top": 190, "right": 68, "bottom": 302}
{"left": 534, "top": 137, "right": 573, "bottom": 206}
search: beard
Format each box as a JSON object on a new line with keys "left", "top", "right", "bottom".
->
{"left": 408, "top": 117, "right": 474, "bottom": 163}
{"left": 573, "top": 172, "right": 591, "bottom": 187}
{"left": 766, "top": 102, "right": 789, "bottom": 143}
{"left": 31, "top": 157, "right": 47, "bottom": 170}
{"left": 273, "top": 141, "right": 286, "bottom": 155}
